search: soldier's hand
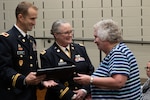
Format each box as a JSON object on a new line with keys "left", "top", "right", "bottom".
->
{"left": 25, "top": 72, "right": 46, "bottom": 85}
{"left": 73, "top": 89, "right": 86, "bottom": 100}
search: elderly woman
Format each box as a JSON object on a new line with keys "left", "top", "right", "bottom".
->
{"left": 74, "top": 19, "right": 142, "bottom": 100}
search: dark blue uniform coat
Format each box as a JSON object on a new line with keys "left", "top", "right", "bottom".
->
{"left": 0, "top": 26, "right": 38, "bottom": 100}
{"left": 40, "top": 42, "right": 94, "bottom": 100}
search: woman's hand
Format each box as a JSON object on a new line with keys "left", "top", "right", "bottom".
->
{"left": 42, "top": 80, "right": 58, "bottom": 88}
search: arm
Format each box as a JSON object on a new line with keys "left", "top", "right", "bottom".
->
{"left": 74, "top": 74, "right": 128, "bottom": 89}
{"left": 40, "top": 51, "right": 75, "bottom": 99}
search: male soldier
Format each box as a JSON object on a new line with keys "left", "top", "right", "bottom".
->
{"left": 0, "top": 1, "right": 45, "bottom": 100}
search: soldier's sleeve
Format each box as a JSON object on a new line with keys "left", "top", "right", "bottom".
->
{"left": 40, "top": 50, "right": 75, "bottom": 99}
{"left": 78, "top": 43, "right": 95, "bottom": 94}
{"left": 40, "top": 50, "right": 49, "bottom": 68}
{"left": 78, "top": 43, "right": 94, "bottom": 75}
{"left": 50, "top": 82, "right": 75, "bottom": 99}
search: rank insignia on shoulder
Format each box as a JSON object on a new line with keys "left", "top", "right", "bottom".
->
{"left": 0, "top": 32, "right": 9, "bottom": 37}
{"left": 79, "top": 43, "right": 84, "bottom": 46}
{"left": 40, "top": 50, "right": 46, "bottom": 55}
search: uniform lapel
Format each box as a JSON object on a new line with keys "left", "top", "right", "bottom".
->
{"left": 70, "top": 43, "right": 76, "bottom": 60}
{"left": 53, "top": 43, "right": 74, "bottom": 62}
{"left": 11, "top": 26, "right": 30, "bottom": 51}
{"left": 28, "top": 36, "right": 35, "bottom": 54}
{"left": 17, "top": 35, "right": 30, "bottom": 51}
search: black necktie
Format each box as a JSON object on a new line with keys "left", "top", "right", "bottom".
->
{"left": 25, "top": 35, "right": 29, "bottom": 39}
{"left": 25, "top": 35, "right": 30, "bottom": 45}
{"left": 65, "top": 48, "right": 69, "bottom": 52}
{"left": 65, "top": 48, "right": 70, "bottom": 58}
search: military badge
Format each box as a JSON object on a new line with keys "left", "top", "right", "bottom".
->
{"left": 0, "top": 32, "right": 9, "bottom": 37}
{"left": 19, "top": 60, "right": 23, "bottom": 66}
{"left": 75, "top": 55, "right": 85, "bottom": 62}
{"left": 59, "top": 59, "right": 64, "bottom": 62}
{"left": 58, "top": 59, "right": 67, "bottom": 66}
{"left": 18, "top": 44, "right": 23, "bottom": 50}
{"left": 40, "top": 50, "right": 46, "bottom": 55}
{"left": 17, "top": 51, "right": 25, "bottom": 55}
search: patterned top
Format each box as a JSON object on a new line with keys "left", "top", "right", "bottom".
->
{"left": 142, "top": 78, "right": 150, "bottom": 100}
{"left": 91, "top": 42, "right": 142, "bottom": 100}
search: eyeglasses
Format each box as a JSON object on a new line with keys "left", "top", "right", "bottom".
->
{"left": 145, "top": 67, "right": 150, "bottom": 71}
{"left": 57, "top": 30, "right": 74, "bottom": 34}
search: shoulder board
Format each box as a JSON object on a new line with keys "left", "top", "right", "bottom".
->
{"left": 0, "top": 32, "right": 9, "bottom": 37}
{"left": 78, "top": 43, "right": 84, "bottom": 46}
{"left": 40, "top": 50, "right": 46, "bottom": 55}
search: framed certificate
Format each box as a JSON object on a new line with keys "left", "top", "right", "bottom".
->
{"left": 37, "top": 65, "right": 76, "bottom": 80}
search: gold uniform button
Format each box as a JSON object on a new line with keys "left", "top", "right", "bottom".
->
{"left": 30, "top": 56, "right": 33, "bottom": 59}
{"left": 22, "top": 39, "right": 25, "bottom": 42}
{"left": 74, "top": 72, "right": 77, "bottom": 76}
{"left": 75, "top": 87, "right": 78, "bottom": 90}
{"left": 60, "top": 89, "right": 63, "bottom": 93}
{"left": 30, "top": 64, "right": 33, "bottom": 67}
{"left": 20, "top": 55, "right": 23, "bottom": 57}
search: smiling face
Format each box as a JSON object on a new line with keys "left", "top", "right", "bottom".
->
{"left": 54, "top": 23, "right": 73, "bottom": 47}
{"left": 93, "top": 30, "right": 103, "bottom": 50}
{"left": 93, "top": 28, "right": 112, "bottom": 55}
{"left": 93, "top": 29, "right": 107, "bottom": 51}
{"left": 17, "top": 7, "right": 38, "bottom": 33}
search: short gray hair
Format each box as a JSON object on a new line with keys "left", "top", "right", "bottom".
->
{"left": 50, "top": 19, "right": 69, "bottom": 35}
{"left": 93, "top": 19, "right": 123, "bottom": 43}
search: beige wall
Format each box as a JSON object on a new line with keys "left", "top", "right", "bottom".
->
{"left": 1, "top": 0, "right": 150, "bottom": 78}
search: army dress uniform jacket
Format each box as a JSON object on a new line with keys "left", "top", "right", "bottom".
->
{"left": 40, "top": 42, "right": 94, "bottom": 100}
{"left": 0, "top": 26, "right": 38, "bottom": 100}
